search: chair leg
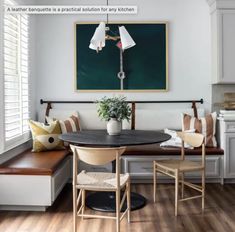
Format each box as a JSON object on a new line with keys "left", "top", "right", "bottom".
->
{"left": 202, "top": 169, "right": 205, "bottom": 211}
{"left": 181, "top": 172, "right": 184, "bottom": 199}
{"left": 153, "top": 162, "right": 157, "bottom": 203}
{"left": 81, "top": 190, "right": 85, "bottom": 220}
{"left": 175, "top": 170, "right": 179, "bottom": 216}
{"left": 127, "top": 180, "right": 131, "bottom": 223}
{"left": 116, "top": 190, "right": 120, "bottom": 232}
{"left": 73, "top": 186, "right": 78, "bottom": 232}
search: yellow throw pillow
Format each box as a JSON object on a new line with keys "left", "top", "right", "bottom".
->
{"left": 29, "top": 120, "right": 65, "bottom": 152}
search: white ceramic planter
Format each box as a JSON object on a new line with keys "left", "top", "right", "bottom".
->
{"left": 107, "top": 118, "right": 122, "bottom": 135}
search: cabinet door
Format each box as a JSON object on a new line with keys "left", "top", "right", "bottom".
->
{"left": 225, "top": 133, "right": 235, "bottom": 178}
{"left": 122, "top": 156, "right": 222, "bottom": 180}
{"left": 218, "top": 10, "right": 235, "bottom": 83}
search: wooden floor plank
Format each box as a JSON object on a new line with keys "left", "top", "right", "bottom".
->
{"left": 0, "top": 184, "right": 235, "bottom": 232}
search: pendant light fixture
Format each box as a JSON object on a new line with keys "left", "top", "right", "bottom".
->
{"left": 89, "top": 22, "right": 106, "bottom": 51}
{"left": 89, "top": 0, "right": 136, "bottom": 52}
{"left": 119, "top": 26, "right": 136, "bottom": 50}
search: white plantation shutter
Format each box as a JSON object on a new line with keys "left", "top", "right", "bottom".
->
{"left": 3, "top": 0, "right": 30, "bottom": 146}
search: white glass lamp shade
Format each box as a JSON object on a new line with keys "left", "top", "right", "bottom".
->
{"left": 119, "top": 26, "right": 136, "bottom": 50}
{"left": 89, "top": 22, "right": 106, "bottom": 51}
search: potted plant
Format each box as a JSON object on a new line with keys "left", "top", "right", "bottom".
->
{"left": 97, "top": 96, "right": 131, "bottom": 135}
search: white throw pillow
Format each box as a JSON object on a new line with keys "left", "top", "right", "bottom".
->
{"left": 160, "top": 128, "right": 195, "bottom": 149}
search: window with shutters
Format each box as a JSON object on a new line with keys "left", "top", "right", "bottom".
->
{"left": 2, "top": 0, "right": 30, "bottom": 151}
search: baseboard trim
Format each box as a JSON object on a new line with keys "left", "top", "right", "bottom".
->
{"left": 0, "top": 205, "right": 47, "bottom": 211}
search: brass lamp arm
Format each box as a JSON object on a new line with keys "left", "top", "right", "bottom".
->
{"left": 105, "top": 35, "right": 120, "bottom": 41}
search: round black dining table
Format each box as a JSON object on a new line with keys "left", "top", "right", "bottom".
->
{"left": 60, "top": 130, "right": 171, "bottom": 212}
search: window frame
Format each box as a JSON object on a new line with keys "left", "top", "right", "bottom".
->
{"left": 0, "top": 2, "right": 5, "bottom": 154}
{"left": 0, "top": 0, "right": 31, "bottom": 154}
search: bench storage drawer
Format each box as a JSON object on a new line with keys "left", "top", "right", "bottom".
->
{"left": 78, "top": 161, "right": 112, "bottom": 173}
{"left": 0, "top": 175, "right": 52, "bottom": 206}
{"left": 0, "top": 152, "right": 71, "bottom": 211}
{"left": 122, "top": 156, "right": 223, "bottom": 180}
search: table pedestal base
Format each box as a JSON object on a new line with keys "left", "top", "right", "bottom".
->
{"left": 86, "top": 192, "right": 146, "bottom": 212}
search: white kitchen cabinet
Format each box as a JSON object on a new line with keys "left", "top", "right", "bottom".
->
{"left": 209, "top": 1, "right": 235, "bottom": 84}
{"left": 219, "top": 119, "right": 235, "bottom": 178}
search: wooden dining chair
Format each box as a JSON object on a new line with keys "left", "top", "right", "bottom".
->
{"left": 153, "top": 132, "right": 205, "bottom": 216}
{"left": 70, "top": 145, "right": 131, "bottom": 232}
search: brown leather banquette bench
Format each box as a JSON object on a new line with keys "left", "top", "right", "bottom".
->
{"left": 0, "top": 142, "right": 224, "bottom": 211}
{"left": 0, "top": 145, "right": 223, "bottom": 175}
{"left": 0, "top": 150, "right": 70, "bottom": 176}
{"left": 125, "top": 144, "right": 224, "bottom": 156}
{"left": 0, "top": 99, "right": 224, "bottom": 211}
{"left": 0, "top": 149, "right": 71, "bottom": 211}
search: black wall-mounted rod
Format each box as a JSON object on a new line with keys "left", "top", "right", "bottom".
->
{"left": 40, "top": 98, "right": 204, "bottom": 105}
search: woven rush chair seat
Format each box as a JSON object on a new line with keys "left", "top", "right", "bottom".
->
{"left": 156, "top": 159, "right": 203, "bottom": 172}
{"left": 77, "top": 171, "right": 130, "bottom": 190}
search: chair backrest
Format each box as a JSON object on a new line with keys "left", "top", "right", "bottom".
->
{"left": 177, "top": 132, "right": 205, "bottom": 166}
{"left": 177, "top": 132, "right": 204, "bottom": 148}
{"left": 70, "top": 145, "right": 126, "bottom": 166}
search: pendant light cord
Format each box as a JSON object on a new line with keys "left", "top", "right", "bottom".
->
{"left": 107, "top": 0, "right": 109, "bottom": 25}
{"left": 106, "top": 0, "right": 119, "bottom": 37}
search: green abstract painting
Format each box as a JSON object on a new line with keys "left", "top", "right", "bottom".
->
{"left": 75, "top": 22, "right": 168, "bottom": 91}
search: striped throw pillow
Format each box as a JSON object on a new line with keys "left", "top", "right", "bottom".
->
{"left": 59, "top": 112, "right": 80, "bottom": 133}
{"left": 182, "top": 112, "right": 217, "bottom": 147}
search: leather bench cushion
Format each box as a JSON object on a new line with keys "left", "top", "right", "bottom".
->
{"left": 0, "top": 150, "right": 71, "bottom": 176}
{"left": 124, "top": 144, "right": 224, "bottom": 156}
{"left": 0, "top": 145, "right": 223, "bottom": 176}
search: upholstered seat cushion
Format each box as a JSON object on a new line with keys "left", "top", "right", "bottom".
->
{"left": 0, "top": 149, "right": 71, "bottom": 176}
{"left": 76, "top": 171, "right": 129, "bottom": 190}
{"left": 124, "top": 144, "right": 224, "bottom": 156}
{"left": 156, "top": 159, "right": 203, "bottom": 172}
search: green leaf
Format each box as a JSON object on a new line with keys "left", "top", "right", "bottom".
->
{"left": 96, "top": 96, "right": 131, "bottom": 122}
